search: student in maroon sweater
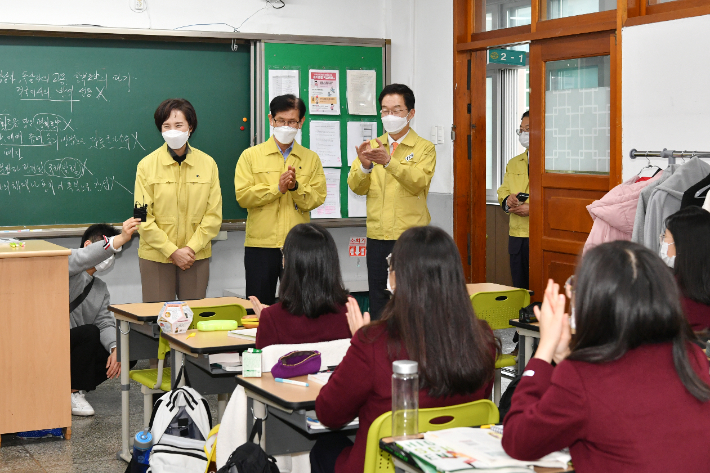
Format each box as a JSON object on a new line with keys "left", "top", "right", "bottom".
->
{"left": 253, "top": 223, "right": 351, "bottom": 349}
{"left": 312, "top": 226, "right": 500, "bottom": 473}
{"left": 664, "top": 206, "right": 710, "bottom": 331}
{"left": 503, "top": 241, "right": 710, "bottom": 472}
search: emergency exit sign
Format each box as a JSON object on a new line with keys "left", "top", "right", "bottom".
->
{"left": 488, "top": 49, "right": 527, "bottom": 66}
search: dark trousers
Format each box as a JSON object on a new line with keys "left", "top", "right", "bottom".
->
{"left": 509, "top": 236, "right": 529, "bottom": 289}
{"left": 310, "top": 432, "right": 354, "bottom": 473}
{"left": 70, "top": 324, "right": 109, "bottom": 392}
{"left": 244, "top": 246, "right": 282, "bottom": 305}
{"left": 366, "top": 238, "right": 396, "bottom": 321}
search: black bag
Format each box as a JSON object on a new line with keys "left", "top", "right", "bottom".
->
{"left": 518, "top": 302, "right": 541, "bottom": 324}
{"left": 497, "top": 374, "right": 522, "bottom": 420}
{"left": 217, "top": 418, "right": 279, "bottom": 473}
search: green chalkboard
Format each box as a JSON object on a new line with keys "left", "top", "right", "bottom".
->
{"left": 263, "top": 42, "right": 384, "bottom": 218}
{"left": 0, "top": 36, "right": 251, "bottom": 227}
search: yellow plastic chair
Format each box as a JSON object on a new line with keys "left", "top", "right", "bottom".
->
{"left": 189, "top": 304, "right": 247, "bottom": 329}
{"left": 129, "top": 334, "right": 172, "bottom": 429}
{"left": 364, "top": 399, "right": 499, "bottom": 473}
{"left": 470, "top": 289, "right": 531, "bottom": 404}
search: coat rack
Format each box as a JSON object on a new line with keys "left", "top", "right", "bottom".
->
{"left": 629, "top": 148, "right": 710, "bottom": 165}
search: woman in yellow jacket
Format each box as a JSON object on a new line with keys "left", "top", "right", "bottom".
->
{"left": 134, "top": 99, "right": 222, "bottom": 302}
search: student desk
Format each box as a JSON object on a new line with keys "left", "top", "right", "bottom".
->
{"left": 467, "top": 282, "right": 521, "bottom": 295}
{"left": 107, "top": 297, "right": 252, "bottom": 462}
{"left": 235, "top": 373, "right": 358, "bottom": 455}
{"left": 0, "top": 240, "right": 72, "bottom": 445}
{"left": 509, "top": 319, "right": 540, "bottom": 371}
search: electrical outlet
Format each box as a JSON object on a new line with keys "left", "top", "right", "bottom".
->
{"left": 133, "top": 0, "right": 147, "bottom": 12}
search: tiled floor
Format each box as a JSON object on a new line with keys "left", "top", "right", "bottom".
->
{"left": 0, "top": 329, "right": 519, "bottom": 472}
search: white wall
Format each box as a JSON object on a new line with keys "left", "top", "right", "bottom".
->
{"left": 11, "top": 0, "right": 456, "bottom": 302}
{"left": 622, "top": 14, "right": 710, "bottom": 180}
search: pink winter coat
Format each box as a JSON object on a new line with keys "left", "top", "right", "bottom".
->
{"left": 583, "top": 174, "right": 661, "bottom": 254}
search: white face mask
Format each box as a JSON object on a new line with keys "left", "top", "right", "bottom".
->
{"left": 162, "top": 129, "right": 189, "bottom": 150}
{"left": 272, "top": 125, "right": 299, "bottom": 145}
{"left": 382, "top": 112, "right": 411, "bottom": 135}
{"left": 95, "top": 254, "right": 115, "bottom": 273}
{"left": 659, "top": 242, "right": 675, "bottom": 268}
{"left": 518, "top": 132, "right": 530, "bottom": 149}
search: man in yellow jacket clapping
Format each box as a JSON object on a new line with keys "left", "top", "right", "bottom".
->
{"left": 348, "top": 84, "right": 436, "bottom": 319}
{"left": 234, "top": 95, "right": 326, "bottom": 304}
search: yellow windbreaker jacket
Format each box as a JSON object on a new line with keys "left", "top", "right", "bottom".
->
{"left": 135, "top": 143, "right": 223, "bottom": 263}
{"left": 234, "top": 137, "right": 326, "bottom": 248}
{"left": 496, "top": 150, "right": 529, "bottom": 238}
{"left": 347, "top": 129, "right": 436, "bottom": 240}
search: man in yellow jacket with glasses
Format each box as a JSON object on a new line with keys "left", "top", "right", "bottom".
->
{"left": 348, "top": 84, "right": 436, "bottom": 319}
{"left": 235, "top": 94, "right": 327, "bottom": 305}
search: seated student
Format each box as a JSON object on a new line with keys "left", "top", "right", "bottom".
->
{"left": 253, "top": 223, "right": 351, "bottom": 349}
{"left": 502, "top": 241, "right": 710, "bottom": 472}
{"left": 663, "top": 206, "right": 710, "bottom": 331}
{"left": 69, "top": 217, "right": 140, "bottom": 416}
{"left": 311, "top": 226, "right": 499, "bottom": 473}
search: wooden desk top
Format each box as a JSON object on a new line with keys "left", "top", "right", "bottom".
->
{"left": 109, "top": 296, "right": 253, "bottom": 322}
{"left": 467, "top": 283, "right": 521, "bottom": 295}
{"left": 236, "top": 372, "right": 322, "bottom": 411}
{"left": 163, "top": 329, "right": 255, "bottom": 355}
{"left": 509, "top": 318, "right": 540, "bottom": 332}
{"left": 0, "top": 240, "right": 71, "bottom": 259}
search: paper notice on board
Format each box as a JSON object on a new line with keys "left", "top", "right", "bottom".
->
{"left": 346, "top": 121, "right": 377, "bottom": 165}
{"left": 268, "top": 126, "right": 302, "bottom": 145}
{"left": 310, "top": 121, "right": 342, "bottom": 167}
{"left": 347, "top": 187, "right": 367, "bottom": 217}
{"left": 346, "top": 70, "right": 377, "bottom": 115}
{"left": 309, "top": 70, "right": 340, "bottom": 115}
{"left": 312, "top": 168, "right": 341, "bottom": 219}
{"left": 268, "top": 69, "right": 300, "bottom": 103}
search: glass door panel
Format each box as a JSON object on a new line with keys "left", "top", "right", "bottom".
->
{"left": 544, "top": 0, "right": 615, "bottom": 19}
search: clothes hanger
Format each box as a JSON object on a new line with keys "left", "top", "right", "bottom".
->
{"left": 637, "top": 156, "right": 661, "bottom": 178}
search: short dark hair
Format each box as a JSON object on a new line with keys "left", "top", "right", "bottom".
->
{"left": 80, "top": 223, "right": 119, "bottom": 248}
{"left": 666, "top": 206, "right": 710, "bottom": 305}
{"left": 154, "top": 98, "right": 198, "bottom": 134}
{"left": 378, "top": 84, "right": 415, "bottom": 110}
{"left": 279, "top": 223, "right": 349, "bottom": 319}
{"left": 568, "top": 241, "right": 710, "bottom": 401}
{"left": 269, "top": 94, "right": 306, "bottom": 120}
{"left": 362, "top": 226, "right": 499, "bottom": 398}
{"left": 521, "top": 111, "right": 529, "bottom": 120}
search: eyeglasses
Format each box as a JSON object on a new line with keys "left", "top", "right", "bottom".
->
{"left": 273, "top": 119, "right": 300, "bottom": 127}
{"left": 515, "top": 128, "right": 530, "bottom": 136}
{"left": 564, "top": 275, "right": 575, "bottom": 299}
{"left": 380, "top": 108, "right": 408, "bottom": 116}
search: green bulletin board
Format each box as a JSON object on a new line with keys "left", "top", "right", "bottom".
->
{"left": 263, "top": 42, "right": 385, "bottom": 218}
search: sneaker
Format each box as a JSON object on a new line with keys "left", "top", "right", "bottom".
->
{"left": 71, "top": 391, "right": 95, "bottom": 416}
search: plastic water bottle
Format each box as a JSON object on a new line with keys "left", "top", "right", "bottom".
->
{"left": 392, "top": 360, "right": 419, "bottom": 440}
{"left": 132, "top": 430, "right": 153, "bottom": 473}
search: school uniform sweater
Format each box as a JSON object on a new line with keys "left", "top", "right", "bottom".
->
{"left": 316, "top": 324, "right": 494, "bottom": 473}
{"left": 69, "top": 238, "right": 121, "bottom": 352}
{"left": 254, "top": 302, "right": 351, "bottom": 349}
{"left": 681, "top": 297, "right": 710, "bottom": 332}
{"left": 502, "top": 343, "right": 710, "bottom": 473}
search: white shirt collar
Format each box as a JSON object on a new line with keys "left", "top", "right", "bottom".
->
{"left": 388, "top": 130, "right": 410, "bottom": 147}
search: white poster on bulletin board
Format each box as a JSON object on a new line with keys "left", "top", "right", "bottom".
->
{"left": 309, "top": 70, "right": 340, "bottom": 115}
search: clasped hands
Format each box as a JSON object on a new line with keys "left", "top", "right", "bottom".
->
{"left": 533, "top": 279, "right": 572, "bottom": 365}
{"left": 279, "top": 165, "right": 297, "bottom": 194}
{"left": 169, "top": 246, "right": 196, "bottom": 271}
{"left": 355, "top": 138, "right": 391, "bottom": 169}
{"left": 507, "top": 194, "right": 530, "bottom": 217}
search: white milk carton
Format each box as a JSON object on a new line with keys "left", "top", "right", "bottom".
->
{"left": 157, "top": 301, "right": 194, "bottom": 334}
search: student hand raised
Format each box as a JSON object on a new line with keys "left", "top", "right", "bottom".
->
{"left": 170, "top": 247, "right": 196, "bottom": 271}
{"left": 346, "top": 296, "right": 371, "bottom": 336}
{"left": 106, "top": 347, "right": 121, "bottom": 379}
{"left": 362, "top": 138, "right": 391, "bottom": 166}
{"left": 248, "top": 296, "right": 269, "bottom": 318}
{"left": 356, "top": 141, "right": 373, "bottom": 169}
{"left": 533, "top": 279, "right": 571, "bottom": 365}
{"left": 113, "top": 217, "right": 142, "bottom": 249}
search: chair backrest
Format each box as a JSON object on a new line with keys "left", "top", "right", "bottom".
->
{"left": 470, "top": 289, "right": 531, "bottom": 330}
{"left": 157, "top": 333, "right": 171, "bottom": 361}
{"left": 363, "top": 399, "right": 500, "bottom": 473}
{"left": 260, "top": 339, "right": 352, "bottom": 372}
{"left": 188, "top": 304, "right": 247, "bottom": 330}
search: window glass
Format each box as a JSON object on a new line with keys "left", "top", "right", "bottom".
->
{"left": 544, "top": 0, "right": 615, "bottom": 20}
{"left": 485, "top": 0, "right": 532, "bottom": 31}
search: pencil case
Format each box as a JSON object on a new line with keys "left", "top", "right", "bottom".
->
{"left": 196, "top": 320, "right": 240, "bottom": 331}
{"left": 271, "top": 350, "right": 321, "bottom": 378}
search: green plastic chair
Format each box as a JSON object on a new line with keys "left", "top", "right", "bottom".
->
{"left": 189, "top": 304, "right": 247, "bottom": 329}
{"left": 364, "top": 399, "right": 500, "bottom": 473}
{"left": 129, "top": 334, "right": 172, "bottom": 429}
{"left": 470, "top": 289, "right": 530, "bottom": 404}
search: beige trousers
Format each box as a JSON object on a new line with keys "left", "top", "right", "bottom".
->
{"left": 139, "top": 258, "right": 210, "bottom": 302}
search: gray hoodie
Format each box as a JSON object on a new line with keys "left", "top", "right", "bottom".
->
{"left": 69, "top": 238, "right": 121, "bottom": 352}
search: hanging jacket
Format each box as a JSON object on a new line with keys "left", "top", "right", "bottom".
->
{"left": 643, "top": 157, "right": 710, "bottom": 253}
{"left": 631, "top": 164, "right": 679, "bottom": 246}
{"left": 583, "top": 174, "right": 660, "bottom": 254}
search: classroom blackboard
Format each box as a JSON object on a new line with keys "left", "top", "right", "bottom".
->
{"left": 263, "top": 42, "right": 384, "bottom": 218}
{"left": 0, "top": 36, "right": 251, "bottom": 227}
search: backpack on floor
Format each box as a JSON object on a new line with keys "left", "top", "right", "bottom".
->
{"left": 147, "top": 366, "right": 213, "bottom": 473}
{"left": 217, "top": 418, "right": 279, "bottom": 473}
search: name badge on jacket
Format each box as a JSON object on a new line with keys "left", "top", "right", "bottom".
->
{"left": 405, "top": 153, "right": 414, "bottom": 162}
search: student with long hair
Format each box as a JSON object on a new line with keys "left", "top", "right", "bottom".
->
{"left": 664, "top": 206, "right": 710, "bottom": 330}
{"left": 503, "top": 241, "right": 710, "bottom": 472}
{"left": 254, "top": 223, "right": 351, "bottom": 349}
{"left": 311, "top": 226, "right": 499, "bottom": 473}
